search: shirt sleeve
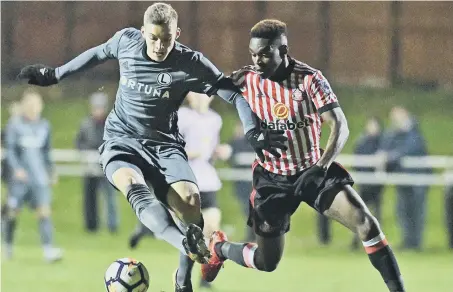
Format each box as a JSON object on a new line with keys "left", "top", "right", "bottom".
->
{"left": 308, "top": 71, "right": 339, "bottom": 115}
{"left": 188, "top": 52, "right": 224, "bottom": 96}
{"left": 55, "top": 28, "right": 127, "bottom": 80}
{"left": 229, "top": 69, "right": 248, "bottom": 92}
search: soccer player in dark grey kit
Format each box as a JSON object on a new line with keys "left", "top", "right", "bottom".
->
{"left": 3, "top": 89, "right": 62, "bottom": 262}
{"left": 18, "top": 3, "right": 285, "bottom": 291}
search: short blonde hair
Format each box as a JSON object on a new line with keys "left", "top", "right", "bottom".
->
{"left": 144, "top": 3, "right": 178, "bottom": 25}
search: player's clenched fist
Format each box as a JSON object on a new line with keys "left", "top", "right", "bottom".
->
{"left": 17, "top": 64, "right": 58, "bottom": 86}
{"left": 246, "top": 129, "right": 288, "bottom": 163}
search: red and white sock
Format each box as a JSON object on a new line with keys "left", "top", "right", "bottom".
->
{"left": 363, "top": 233, "right": 388, "bottom": 254}
{"left": 242, "top": 243, "right": 258, "bottom": 269}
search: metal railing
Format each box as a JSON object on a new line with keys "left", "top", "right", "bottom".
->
{"left": 2, "top": 149, "right": 452, "bottom": 186}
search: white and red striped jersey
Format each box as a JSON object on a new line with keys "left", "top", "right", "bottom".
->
{"left": 231, "top": 59, "right": 339, "bottom": 175}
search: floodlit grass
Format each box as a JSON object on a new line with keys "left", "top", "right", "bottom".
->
{"left": 1, "top": 85, "right": 452, "bottom": 291}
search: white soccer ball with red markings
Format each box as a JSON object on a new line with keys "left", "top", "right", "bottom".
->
{"left": 104, "top": 258, "right": 150, "bottom": 292}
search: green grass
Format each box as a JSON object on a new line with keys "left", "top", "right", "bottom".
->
{"left": 1, "top": 84, "right": 452, "bottom": 291}
{"left": 2, "top": 242, "right": 451, "bottom": 292}
{"left": 1, "top": 178, "right": 452, "bottom": 292}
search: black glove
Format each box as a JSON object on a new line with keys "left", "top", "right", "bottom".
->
{"left": 294, "top": 165, "right": 327, "bottom": 196}
{"left": 17, "top": 64, "right": 58, "bottom": 86}
{"left": 246, "top": 128, "right": 288, "bottom": 163}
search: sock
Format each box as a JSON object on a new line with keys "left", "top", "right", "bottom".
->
{"left": 4, "top": 217, "right": 17, "bottom": 245}
{"left": 39, "top": 217, "right": 54, "bottom": 246}
{"left": 176, "top": 216, "right": 204, "bottom": 286}
{"left": 126, "top": 184, "right": 186, "bottom": 254}
{"left": 215, "top": 241, "right": 258, "bottom": 269}
{"left": 363, "top": 233, "right": 405, "bottom": 292}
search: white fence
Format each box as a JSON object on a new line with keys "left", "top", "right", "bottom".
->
{"left": 2, "top": 149, "right": 452, "bottom": 186}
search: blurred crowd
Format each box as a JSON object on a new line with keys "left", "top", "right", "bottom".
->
{"left": 317, "top": 109, "right": 453, "bottom": 251}
{"left": 1, "top": 89, "right": 452, "bottom": 263}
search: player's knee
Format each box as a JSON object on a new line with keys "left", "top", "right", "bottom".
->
{"left": 257, "top": 257, "right": 280, "bottom": 272}
{"left": 175, "top": 193, "right": 201, "bottom": 223}
{"left": 253, "top": 247, "right": 282, "bottom": 272}
{"left": 112, "top": 167, "right": 146, "bottom": 195}
{"left": 36, "top": 205, "right": 51, "bottom": 218}
{"left": 357, "top": 212, "right": 380, "bottom": 241}
{"left": 181, "top": 191, "right": 201, "bottom": 209}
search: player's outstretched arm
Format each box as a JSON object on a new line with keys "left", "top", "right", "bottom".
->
{"left": 227, "top": 93, "right": 288, "bottom": 162}
{"left": 188, "top": 53, "right": 287, "bottom": 160}
{"left": 17, "top": 29, "right": 125, "bottom": 86}
{"left": 215, "top": 80, "right": 288, "bottom": 162}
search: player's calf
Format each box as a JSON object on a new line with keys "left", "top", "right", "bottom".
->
{"left": 35, "top": 204, "right": 63, "bottom": 262}
{"left": 109, "top": 162, "right": 200, "bottom": 257}
{"left": 168, "top": 182, "right": 209, "bottom": 289}
{"left": 214, "top": 234, "right": 284, "bottom": 273}
{"left": 324, "top": 186, "right": 405, "bottom": 292}
{"left": 358, "top": 216, "right": 405, "bottom": 292}
{"left": 167, "top": 181, "right": 203, "bottom": 226}
{"left": 202, "top": 230, "right": 285, "bottom": 283}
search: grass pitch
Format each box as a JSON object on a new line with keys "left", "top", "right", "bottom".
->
{"left": 1, "top": 178, "right": 451, "bottom": 292}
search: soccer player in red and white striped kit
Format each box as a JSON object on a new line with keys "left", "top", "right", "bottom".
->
{"left": 201, "top": 19, "right": 405, "bottom": 292}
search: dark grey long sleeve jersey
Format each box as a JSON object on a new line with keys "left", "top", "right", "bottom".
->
{"left": 55, "top": 27, "right": 255, "bottom": 146}
{"left": 5, "top": 116, "right": 53, "bottom": 186}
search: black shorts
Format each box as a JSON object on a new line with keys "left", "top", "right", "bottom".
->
{"left": 99, "top": 137, "right": 197, "bottom": 204}
{"left": 200, "top": 192, "right": 218, "bottom": 210}
{"left": 248, "top": 162, "right": 354, "bottom": 238}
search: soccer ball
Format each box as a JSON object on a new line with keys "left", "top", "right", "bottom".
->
{"left": 104, "top": 258, "right": 150, "bottom": 292}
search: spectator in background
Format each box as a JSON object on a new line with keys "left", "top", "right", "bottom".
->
{"left": 3, "top": 89, "right": 62, "bottom": 262}
{"left": 75, "top": 92, "right": 118, "bottom": 233}
{"left": 446, "top": 179, "right": 453, "bottom": 249}
{"left": 378, "top": 106, "right": 430, "bottom": 250}
{"left": 350, "top": 116, "right": 385, "bottom": 249}
{"left": 229, "top": 121, "right": 255, "bottom": 242}
{"left": 179, "top": 92, "right": 232, "bottom": 289}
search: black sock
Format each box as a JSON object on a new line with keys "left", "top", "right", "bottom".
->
{"left": 368, "top": 246, "right": 405, "bottom": 292}
{"left": 215, "top": 241, "right": 257, "bottom": 268}
{"left": 4, "top": 217, "right": 17, "bottom": 244}
{"left": 176, "top": 216, "right": 204, "bottom": 286}
{"left": 126, "top": 184, "right": 186, "bottom": 254}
